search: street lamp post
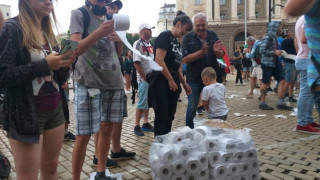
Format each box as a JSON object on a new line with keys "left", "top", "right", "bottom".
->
{"left": 268, "top": 0, "right": 284, "bottom": 22}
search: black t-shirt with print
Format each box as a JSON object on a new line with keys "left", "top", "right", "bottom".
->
{"left": 154, "top": 31, "right": 182, "bottom": 72}
{"left": 233, "top": 52, "right": 242, "bottom": 65}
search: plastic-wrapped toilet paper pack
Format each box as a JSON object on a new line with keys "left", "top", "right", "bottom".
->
{"left": 199, "top": 168, "right": 209, "bottom": 180}
{"left": 244, "top": 149, "right": 258, "bottom": 161}
{"left": 185, "top": 173, "right": 199, "bottom": 180}
{"left": 194, "top": 126, "right": 212, "bottom": 136}
{"left": 233, "top": 151, "right": 245, "bottom": 162}
{"left": 198, "top": 153, "right": 209, "bottom": 168}
{"left": 251, "top": 170, "right": 261, "bottom": 180}
{"left": 157, "top": 145, "right": 176, "bottom": 163}
{"left": 209, "top": 165, "right": 227, "bottom": 179}
{"left": 208, "top": 152, "right": 222, "bottom": 167}
{"left": 153, "top": 163, "right": 173, "bottom": 179}
{"left": 171, "top": 173, "right": 186, "bottom": 180}
{"left": 227, "top": 163, "right": 239, "bottom": 176}
{"left": 175, "top": 146, "right": 191, "bottom": 160}
{"left": 186, "top": 156, "right": 202, "bottom": 174}
{"left": 172, "top": 160, "right": 186, "bottom": 174}
{"left": 239, "top": 162, "right": 252, "bottom": 175}
{"left": 251, "top": 161, "right": 260, "bottom": 171}
{"left": 165, "top": 131, "right": 185, "bottom": 144}
{"left": 220, "top": 151, "right": 234, "bottom": 164}
{"left": 202, "top": 137, "right": 219, "bottom": 152}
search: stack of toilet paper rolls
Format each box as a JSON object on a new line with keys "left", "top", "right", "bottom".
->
{"left": 149, "top": 126, "right": 260, "bottom": 180}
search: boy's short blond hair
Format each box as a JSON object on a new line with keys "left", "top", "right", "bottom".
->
{"left": 201, "top": 67, "right": 216, "bottom": 80}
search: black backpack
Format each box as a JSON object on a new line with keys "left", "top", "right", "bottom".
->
{"left": 0, "top": 153, "right": 11, "bottom": 179}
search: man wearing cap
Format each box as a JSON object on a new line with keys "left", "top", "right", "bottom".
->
{"left": 69, "top": 0, "right": 133, "bottom": 180}
{"left": 132, "top": 24, "right": 155, "bottom": 136}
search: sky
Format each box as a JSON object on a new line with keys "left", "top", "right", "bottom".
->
{"left": 1, "top": 0, "right": 176, "bottom": 36}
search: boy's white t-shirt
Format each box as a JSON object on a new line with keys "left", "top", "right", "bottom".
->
{"left": 201, "top": 83, "right": 228, "bottom": 117}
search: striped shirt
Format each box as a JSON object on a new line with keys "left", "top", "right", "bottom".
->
{"left": 306, "top": 0, "right": 320, "bottom": 86}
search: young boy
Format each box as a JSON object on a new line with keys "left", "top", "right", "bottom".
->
{"left": 201, "top": 67, "right": 229, "bottom": 120}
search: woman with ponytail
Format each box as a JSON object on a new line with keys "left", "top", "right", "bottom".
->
{"left": 149, "top": 11, "right": 192, "bottom": 136}
{"left": 0, "top": 0, "right": 75, "bottom": 179}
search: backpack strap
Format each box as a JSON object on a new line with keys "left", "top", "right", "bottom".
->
{"left": 78, "top": 7, "right": 90, "bottom": 39}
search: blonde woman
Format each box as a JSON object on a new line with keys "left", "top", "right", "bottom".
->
{"left": 0, "top": 8, "right": 4, "bottom": 31}
{"left": 0, "top": 0, "right": 75, "bottom": 179}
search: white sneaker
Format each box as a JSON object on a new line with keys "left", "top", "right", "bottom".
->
{"left": 241, "top": 83, "right": 247, "bottom": 86}
{"left": 236, "top": 83, "right": 241, "bottom": 86}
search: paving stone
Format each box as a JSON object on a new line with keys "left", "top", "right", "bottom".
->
{"left": 261, "top": 164, "right": 285, "bottom": 173}
{"left": 260, "top": 172, "right": 282, "bottom": 180}
{"left": 288, "top": 171, "right": 316, "bottom": 180}
{"left": 270, "top": 171, "right": 295, "bottom": 180}
{"left": 292, "top": 163, "right": 317, "bottom": 172}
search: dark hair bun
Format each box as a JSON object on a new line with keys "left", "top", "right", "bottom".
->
{"left": 176, "top": 10, "right": 186, "bottom": 17}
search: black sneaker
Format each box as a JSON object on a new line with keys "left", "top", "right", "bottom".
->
{"left": 91, "top": 156, "right": 118, "bottom": 168}
{"left": 277, "top": 104, "right": 293, "bottom": 110}
{"left": 134, "top": 125, "right": 144, "bottom": 136}
{"left": 259, "top": 103, "right": 274, "bottom": 110}
{"left": 196, "top": 106, "right": 205, "bottom": 115}
{"left": 111, "top": 148, "right": 136, "bottom": 160}
{"left": 289, "top": 97, "right": 297, "bottom": 103}
{"left": 142, "top": 123, "right": 154, "bottom": 132}
{"left": 64, "top": 131, "right": 76, "bottom": 142}
{"left": 267, "top": 87, "right": 273, "bottom": 92}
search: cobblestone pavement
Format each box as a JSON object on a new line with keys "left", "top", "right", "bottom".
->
{"left": 1, "top": 74, "right": 320, "bottom": 180}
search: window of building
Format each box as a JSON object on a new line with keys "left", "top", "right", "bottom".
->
{"left": 237, "top": 0, "right": 242, "bottom": 4}
{"left": 255, "top": 11, "right": 259, "bottom": 18}
{"left": 255, "top": 0, "right": 259, "bottom": 3}
{"left": 220, "top": 13, "right": 226, "bottom": 20}
{"left": 195, "top": 0, "right": 201, "bottom": 5}
{"left": 237, "top": 12, "right": 242, "bottom": 19}
{"left": 6, "top": 13, "right": 9, "bottom": 17}
{"left": 220, "top": 0, "right": 226, "bottom": 5}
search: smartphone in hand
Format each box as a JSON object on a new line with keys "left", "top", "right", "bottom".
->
{"left": 59, "top": 40, "right": 79, "bottom": 60}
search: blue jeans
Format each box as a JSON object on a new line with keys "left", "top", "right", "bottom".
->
{"left": 186, "top": 83, "right": 204, "bottom": 129}
{"left": 296, "top": 58, "right": 314, "bottom": 126}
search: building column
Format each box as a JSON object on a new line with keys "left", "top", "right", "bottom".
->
{"left": 231, "top": 0, "right": 238, "bottom": 21}
{"left": 274, "top": 0, "right": 281, "bottom": 19}
{"left": 248, "top": 0, "right": 256, "bottom": 20}
{"left": 214, "top": 0, "right": 220, "bottom": 21}
{"left": 265, "top": 0, "right": 269, "bottom": 19}
{"left": 206, "top": 0, "right": 214, "bottom": 22}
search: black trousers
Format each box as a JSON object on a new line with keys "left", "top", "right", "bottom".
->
{"left": 235, "top": 64, "right": 243, "bottom": 84}
{"left": 148, "top": 75, "right": 181, "bottom": 136}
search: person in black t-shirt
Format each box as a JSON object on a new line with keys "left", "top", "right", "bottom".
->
{"left": 233, "top": 46, "right": 246, "bottom": 86}
{"left": 148, "top": 11, "right": 192, "bottom": 136}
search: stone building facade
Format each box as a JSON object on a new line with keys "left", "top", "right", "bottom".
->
{"left": 176, "top": 0, "right": 298, "bottom": 57}
{"left": 0, "top": 4, "right": 11, "bottom": 20}
{"left": 157, "top": 4, "right": 176, "bottom": 34}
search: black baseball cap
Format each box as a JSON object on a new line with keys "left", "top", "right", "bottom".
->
{"left": 107, "top": 0, "right": 123, "bottom": 10}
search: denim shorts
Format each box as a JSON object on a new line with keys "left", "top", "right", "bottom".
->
{"left": 243, "top": 66, "right": 251, "bottom": 72}
{"left": 283, "top": 63, "right": 297, "bottom": 83}
{"left": 261, "top": 62, "right": 285, "bottom": 84}
{"left": 137, "top": 80, "right": 149, "bottom": 109}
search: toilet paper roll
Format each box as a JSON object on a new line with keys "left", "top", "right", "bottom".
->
{"left": 221, "top": 152, "right": 233, "bottom": 164}
{"left": 238, "top": 174, "right": 250, "bottom": 180}
{"left": 227, "top": 164, "right": 239, "bottom": 176}
{"left": 251, "top": 170, "right": 260, "bottom": 180}
{"left": 113, "top": 14, "right": 130, "bottom": 31}
{"left": 167, "top": 132, "right": 184, "bottom": 144}
{"left": 171, "top": 173, "right": 186, "bottom": 180}
{"left": 239, "top": 162, "right": 252, "bottom": 175}
{"left": 233, "top": 151, "right": 245, "bottom": 162}
{"left": 199, "top": 168, "right": 209, "bottom": 180}
{"left": 208, "top": 152, "right": 222, "bottom": 167}
{"left": 172, "top": 160, "right": 186, "bottom": 174}
{"left": 204, "top": 138, "right": 218, "bottom": 152}
{"left": 195, "top": 126, "right": 212, "bottom": 136}
{"left": 209, "top": 165, "right": 227, "bottom": 179}
{"left": 251, "top": 161, "right": 259, "bottom": 171}
{"left": 157, "top": 146, "right": 176, "bottom": 163}
{"left": 244, "top": 149, "right": 257, "bottom": 161}
{"left": 198, "top": 153, "right": 209, "bottom": 168}
{"left": 186, "top": 157, "right": 201, "bottom": 174}
{"left": 185, "top": 131, "right": 194, "bottom": 140}
{"left": 176, "top": 146, "right": 190, "bottom": 160}
{"left": 225, "top": 139, "right": 242, "bottom": 150}
{"left": 185, "top": 173, "right": 198, "bottom": 180}
{"left": 154, "top": 163, "right": 172, "bottom": 179}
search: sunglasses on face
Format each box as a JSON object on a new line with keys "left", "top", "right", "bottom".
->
{"left": 97, "top": 0, "right": 111, "bottom": 3}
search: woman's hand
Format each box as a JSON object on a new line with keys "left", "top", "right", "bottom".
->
{"left": 168, "top": 79, "right": 178, "bottom": 92}
{"left": 183, "top": 82, "right": 192, "bottom": 95}
{"left": 46, "top": 51, "right": 76, "bottom": 70}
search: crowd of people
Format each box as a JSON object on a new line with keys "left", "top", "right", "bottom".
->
{"left": 0, "top": 0, "right": 319, "bottom": 179}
